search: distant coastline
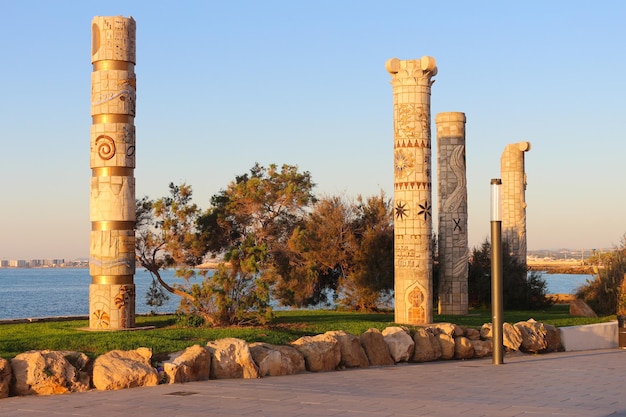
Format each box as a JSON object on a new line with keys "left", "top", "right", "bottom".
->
{"left": 3, "top": 261, "right": 594, "bottom": 275}
{"left": 527, "top": 259, "right": 594, "bottom": 275}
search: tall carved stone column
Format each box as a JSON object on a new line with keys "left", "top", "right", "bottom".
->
{"left": 89, "top": 16, "right": 137, "bottom": 330}
{"left": 500, "top": 142, "right": 531, "bottom": 268}
{"left": 386, "top": 57, "right": 437, "bottom": 325}
{"left": 436, "top": 112, "right": 468, "bottom": 315}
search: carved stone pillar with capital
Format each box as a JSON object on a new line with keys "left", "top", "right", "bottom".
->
{"left": 386, "top": 57, "right": 437, "bottom": 325}
{"left": 89, "top": 16, "right": 137, "bottom": 330}
{"left": 500, "top": 142, "right": 531, "bottom": 268}
{"left": 436, "top": 112, "right": 468, "bottom": 315}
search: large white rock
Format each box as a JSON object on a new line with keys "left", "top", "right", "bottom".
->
{"left": 291, "top": 333, "right": 341, "bottom": 372}
{"left": 249, "top": 343, "right": 306, "bottom": 377}
{"left": 92, "top": 347, "right": 158, "bottom": 390}
{"left": 454, "top": 336, "right": 475, "bottom": 359}
{"left": 359, "top": 328, "right": 394, "bottom": 366}
{"left": 325, "top": 330, "right": 369, "bottom": 368}
{"left": 436, "top": 333, "right": 455, "bottom": 360}
{"left": 480, "top": 322, "right": 523, "bottom": 351}
{"left": 470, "top": 339, "right": 493, "bottom": 358}
{"left": 163, "top": 344, "right": 211, "bottom": 384}
{"left": 412, "top": 327, "right": 441, "bottom": 362}
{"left": 433, "top": 323, "right": 464, "bottom": 337}
{"left": 382, "top": 327, "right": 415, "bottom": 363}
{"left": 515, "top": 319, "right": 548, "bottom": 353}
{"left": 206, "top": 338, "right": 260, "bottom": 379}
{"left": 11, "top": 350, "right": 90, "bottom": 396}
{"left": 543, "top": 323, "right": 563, "bottom": 352}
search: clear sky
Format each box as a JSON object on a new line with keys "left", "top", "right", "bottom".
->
{"left": 1, "top": 1, "right": 624, "bottom": 260}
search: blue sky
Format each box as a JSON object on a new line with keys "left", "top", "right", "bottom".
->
{"left": 1, "top": 1, "right": 624, "bottom": 260}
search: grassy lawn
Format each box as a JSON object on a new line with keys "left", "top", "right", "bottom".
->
{"left": 0, "top": 306, "right": 613, "bottom": 360}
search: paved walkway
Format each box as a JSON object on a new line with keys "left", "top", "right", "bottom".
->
{"left": 2, "top": 349, "right": 625, "bottom": 417}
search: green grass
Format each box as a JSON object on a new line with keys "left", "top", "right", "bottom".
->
{"left": 0, "top": 306, "right": 614, "bottom": 360}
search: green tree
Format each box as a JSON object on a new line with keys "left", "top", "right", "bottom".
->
{"left": 279, "top": 193, "right": 394, "bottom": 311}
{"left": 340, "top": 193, "right": 394, "bottom": 310}
{"left": 196, "top": 163, "right": 317, "bottom": 324}
{"left": 468, "top": 239, "right": 551, "bottom": 310}
{"left": 135, "top": 183, "right": 206, "bottom": 307}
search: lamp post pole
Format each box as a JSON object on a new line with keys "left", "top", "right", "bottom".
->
{"left": 491, "top": 178, "right": 504, "bottom": 365}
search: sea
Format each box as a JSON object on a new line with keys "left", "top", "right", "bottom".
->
{"left": 0, "top": 268, "right": 594, "bottom": 320}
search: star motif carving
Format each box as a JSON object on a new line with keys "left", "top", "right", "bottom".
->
{"left": 417, "top": 200, "right": 431, "bottom": 221}
{"left": 395, "top": 201, "right": 409, "bottom": 220}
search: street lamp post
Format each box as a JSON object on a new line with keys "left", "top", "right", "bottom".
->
{"left": 491, "top": 178, "right": 504, "bottom": 365}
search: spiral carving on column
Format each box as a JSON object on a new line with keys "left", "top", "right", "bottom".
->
{"left": 442, "top": 145, "right": 466, "bottom": 213}
{"left": 95, "top": 135, "right": 116, "bottom": 160}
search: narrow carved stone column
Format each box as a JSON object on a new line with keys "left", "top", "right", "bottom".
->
{"left": 500, "top": 142, "right": 531, "bottom": 268}
{"left": 386, "top": 57, "right": 437, "bottom": 325}
{"left": 89, "top": 16, "right": 137, "bottom": 329}
{"left": 436, "top": 112, "right": 468, "bottom": 315}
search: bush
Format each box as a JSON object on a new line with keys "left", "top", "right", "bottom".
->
{"left": 576, "top": 238, "right": 626, "bottom": 316}
{"left": 175, "top": 313, "right": 206, "bottom": 328}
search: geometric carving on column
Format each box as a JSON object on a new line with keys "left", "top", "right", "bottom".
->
{"left": 89, "top": 16, "right": 137, "bottom": 329}
{"left": 436, "top": 112, "right": 468, "bottom": 315}
{"left": 387, "top": 56, "right": 437, "bottom": 325}
{"left": 500, "top": 141, "right": 531, "bottom": 269}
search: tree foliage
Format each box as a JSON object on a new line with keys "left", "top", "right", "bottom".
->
{"left": 136, "top": 183, "right": 206, "bottom": 305}
{"left": 279, "top": 193, "right": 394, "bottom": 311}
{"left": 468, "top": 239, "right": 551, "bottom": 310}
{"left": 195, "top": 163, "right": 317, "bottom": 325}
{"left": 136, "top": 163, "right": 395, "bottom": 325}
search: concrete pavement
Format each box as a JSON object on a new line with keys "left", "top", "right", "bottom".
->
{"left": 1, "top": 349, "right": 625, "bottom": 417}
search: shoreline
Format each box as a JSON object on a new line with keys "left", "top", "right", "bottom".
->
{"left": 527, "top": 260, "right": 594, "bottom": 275}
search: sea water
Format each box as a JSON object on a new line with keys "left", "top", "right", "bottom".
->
{"left": 0, "top": 268, "right": 183, "bottom": 320}
{"left": 0, "top": 268, "right": 594, "bottom": 320}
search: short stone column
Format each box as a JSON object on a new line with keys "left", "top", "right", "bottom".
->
{"left": 436, "top": 112, "right": 468, "bottom": 315}
{"left": 386, "top": 57, "right": 437, "bottom": 325}
{"left": 89, "top": 16, "right": 137, "bottom": 329}
{"left": 500, "top": 142, "right": 531, "bottom": 268}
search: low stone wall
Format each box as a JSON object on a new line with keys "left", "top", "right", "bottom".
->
{"left": 0, "top": 319, "right": 566, "bottom": 399}
{"left": 560, "top": 321, "right": 618, "bottom": 351}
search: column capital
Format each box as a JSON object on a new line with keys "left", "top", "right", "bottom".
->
{"left": 386, "top": 56, "right": 437, "bottom": 86}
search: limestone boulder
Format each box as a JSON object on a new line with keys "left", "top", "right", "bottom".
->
{"left": 569, "top": 299, "right": 598, "bottom": 317}
{"left": 163, "top": 344, "right": 211, "bottom": 384}
{"left": 93, "top": 348, "right": 158, "bottom": 391}
{"left": 0, "top": 357, "right": 12, "bottom": 399}
{"left": 480, "top": 322, "right": 523, "bottom": 351}
{"left": 11, "top": 350, "right": 91, "bottom": 396}
{"left": 206, "top": 338, "right": 260, "bottom": 379}
{"left": 471, "top": 339, "right": 493, "bottom": 358}
{"left": 291, "top": 334, "right": 341, "bottom": 372}
{"left": 382, "top": 327, "right": 415, "bottom": 363}
{"left": 543, "top": 323, "right": 563, "bottom": 352}
{"left": 454, "top": 336, "right": 475, "bottom": 360}
{"left": 515, "top": 320, "right": 547, "bottom": 353}
{"left": 465, "top": 328, "right": 481, "bottom": 341}
{"left": 359, "top": 328, "right": 394, "bottom": 366}
{"left": 436, "top": 333, "right": 455, "bottom": 360}
{"left": 412, "top": 327, "right": 441, "bottom": 362}
{"left": 433, "top": 323, "right": 463, "bottom": 337}
{"left": 325, "top": 331, "right": 369, "bottom": 368}
{"left": 249, "top": 343, "right": 305, "bottom": 377}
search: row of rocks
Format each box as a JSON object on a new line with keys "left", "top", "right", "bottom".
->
{"left": 0, "top": 319, "right": 561, "bottom": 399}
